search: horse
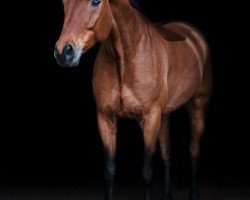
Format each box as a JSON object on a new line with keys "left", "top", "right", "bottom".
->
{"left": 54, "top": 0, "right": 212, "bottom": 200}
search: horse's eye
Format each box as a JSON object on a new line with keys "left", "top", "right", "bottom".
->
{"left": 91, "top": 0, "right": 101, "bottom": 7}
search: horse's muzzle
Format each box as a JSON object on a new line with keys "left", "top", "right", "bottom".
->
{"left": 54, "top": 44, "right": 82, "bottom": 68}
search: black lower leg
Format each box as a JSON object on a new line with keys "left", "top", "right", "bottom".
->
{"left": 189, "top": 159, "right": 200, "bottom": 200}
{"left": 142, "top": 149, "right": 153, "bottom": 200}
{"left": 104, "top": 151, "right": 115, "bottom": 200}
{"left": 162, "top": 164, "right": 172, "bottom": 200}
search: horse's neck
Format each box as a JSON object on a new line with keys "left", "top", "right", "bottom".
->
{"left": 105, "top": 2, "right": 148, "bottom": 80}
{"left": 110, "top": 1, "right": 143, "bottom": 47}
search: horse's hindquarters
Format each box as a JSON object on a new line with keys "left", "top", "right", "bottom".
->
{"left": 163, "top": 42, "right": 205, "bottom": 111}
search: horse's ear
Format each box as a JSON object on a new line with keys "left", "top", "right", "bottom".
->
{"left": 129, "top": 0, "right": 143, "bottom": 12}
{"left": 109, "top": 0, "right": 143, "bottom": 12}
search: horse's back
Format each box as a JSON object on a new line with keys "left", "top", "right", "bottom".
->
{"left": 155, "top": 21, "right": 209, "bottom": 63}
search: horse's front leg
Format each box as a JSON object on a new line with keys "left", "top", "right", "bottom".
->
{"left": 140, "top": 106, "right": 162, "bottom": 200}
{"left": 159, "top": 115, "right": 172, "bottom": 200}
{"left": 97, "top": 111, "right": 117, "bottom": 200}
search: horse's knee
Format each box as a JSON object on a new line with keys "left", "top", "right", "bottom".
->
{"left": 193, "top": 94, "right": 210, "bottom": 111}
{"left": 189, "top": 140, "right": 201, "bottom": 161}
{"left": 160, "top": 144, "right": 171, "bottom": 168}
{"left": 188, "top": 107, "right": 205, "bottom": 160}
{"left": 191, "top": 116, "right": 205, "bottom": 136}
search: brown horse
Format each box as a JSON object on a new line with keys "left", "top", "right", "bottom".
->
{"left": 54, "top": 0, "right": 212, "bottom": 200}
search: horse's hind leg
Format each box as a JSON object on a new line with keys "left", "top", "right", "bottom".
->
{"left": 159, "top": 115, "right": 172, "bottom": 200}
{"left": 186, "top": 92, "right": 210, "bottom": 200}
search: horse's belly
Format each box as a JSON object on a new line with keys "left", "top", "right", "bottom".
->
{"left": 165, "top": 67, "right": 201, "bottom": 111}
{"left": 165, "top": 85, "right": 198, "bottom": 112}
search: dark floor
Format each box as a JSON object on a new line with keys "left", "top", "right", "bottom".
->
{"left": 1, "top": 179, "right": 250, "bottom": 200}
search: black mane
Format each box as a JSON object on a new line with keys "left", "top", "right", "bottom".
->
{"left": 129, "top": 0, "right": 142, "bottom": 12}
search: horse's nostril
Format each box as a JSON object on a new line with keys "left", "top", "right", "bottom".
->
{"left": 54, "top": 47, "right": 59, "bottom": 59}
{"left": 65, "top": 44, "right": 73, "bottom": 55}
{"left": 63, "top": 44, "right": 75, "bottom": 61}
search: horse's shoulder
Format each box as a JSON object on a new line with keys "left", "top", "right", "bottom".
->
{"left": 154, "top": 21, "right": 191, "bottom": 42}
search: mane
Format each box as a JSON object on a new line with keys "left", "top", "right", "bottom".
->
{"left": 129, "top": 0, "right": 143, "bottom": 12}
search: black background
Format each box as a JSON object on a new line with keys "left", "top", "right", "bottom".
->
{"left": 2, "top": 0, "right": 249, "bottom": 187}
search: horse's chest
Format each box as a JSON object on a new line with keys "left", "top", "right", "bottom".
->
{"left": 103, "top": 85, "right": 143, "bottom": 117}
{"left": 118, "top": 86, "right": 143, "bottom": 117}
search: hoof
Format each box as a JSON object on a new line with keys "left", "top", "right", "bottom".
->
{"left": 161, "top": 194, "right": 172, "bottom": 200}
{"left": 188, "top": 191, "right": 200, "bottom": 200}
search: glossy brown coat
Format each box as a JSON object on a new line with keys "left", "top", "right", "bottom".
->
{"left": 55, "top": 1, "right": 212, "bottom": 199}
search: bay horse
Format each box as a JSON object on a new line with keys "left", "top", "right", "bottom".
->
{"left": 54, "top": 0, "right": 212, "bottom": 200}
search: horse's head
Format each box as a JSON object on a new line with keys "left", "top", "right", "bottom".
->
{"left": 54, "top": 0, "right": 113, "bottom": 67}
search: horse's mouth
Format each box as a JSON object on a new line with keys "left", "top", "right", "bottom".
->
{"left": 54, "top": 48, "right": 83, "bottom": 68}
{"left": 56, "top": 59, "right": 81, "bottom": 68}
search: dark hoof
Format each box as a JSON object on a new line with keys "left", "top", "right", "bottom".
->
{"left": 188, "top": 191, "right": 200, "bottom": 200}
{"left": 161, "top": 194, "right": 172, "bottom": 200}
